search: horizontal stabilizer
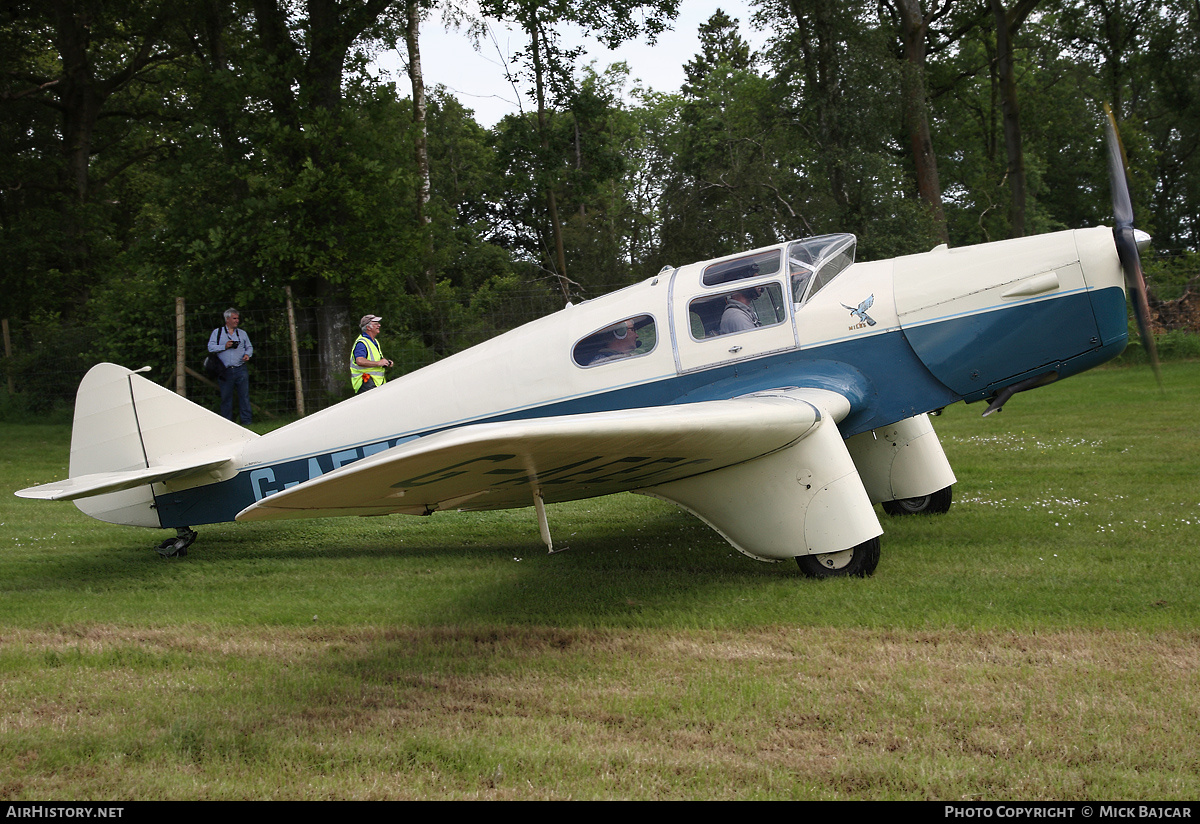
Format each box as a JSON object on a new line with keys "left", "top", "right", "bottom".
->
{"left": 14, "top": 363, "right": 256, "bottom": 527}
{"left": 237, "top": 393, "right": 835, "bottom": 522}
{"left": 16, "top": 456, "right": 235, "bottom": 501}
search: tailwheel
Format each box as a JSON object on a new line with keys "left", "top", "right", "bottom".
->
{"left": 155, "top": 527, "right": 197, "bottom": 558}
{"left": 882, "top": 485, "right": 953, "bottom": 516}
{"left": 796, "top": 536, "right": 880, "bottom": 579}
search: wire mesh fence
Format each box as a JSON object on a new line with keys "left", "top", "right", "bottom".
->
{"left": 8, "top": 260, "right": 1198, "bottom": 423}
{"left": 1, "top": 283, "right": 592, "bottom": 421}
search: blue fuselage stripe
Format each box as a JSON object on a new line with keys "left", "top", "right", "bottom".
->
{"left": 153, "top": 291, "right": 1125, "bottom": 528}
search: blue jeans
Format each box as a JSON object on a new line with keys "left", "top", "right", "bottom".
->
{"left": 219, "top": 365, "right": 251, "bottom": 424}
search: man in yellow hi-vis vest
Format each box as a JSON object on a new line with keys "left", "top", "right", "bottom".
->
{"left": 350, "top": 314, "right": 393, "bottom": 394}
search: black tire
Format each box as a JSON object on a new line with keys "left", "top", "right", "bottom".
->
{"left": 154, "top": 527, "right": 196, "bottom": 558}
{"left": 882, "top": 485, "right": 952, "bottom": 517}
{"left": 796, "top": 536, "right": 880, "bottom": 578}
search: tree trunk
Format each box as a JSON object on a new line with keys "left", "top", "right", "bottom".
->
{"left": 406, "top": 0, "right": 430, "bottom": 229}
{"left": 526, "top": 12, "right": 571, "bottom": 303}
{"left": 405, "top": 0, "right": 437, "bottom": 299}
{"left": 895, "top": 0, "right": 949, "bottom": 243}
{"left": 787, "top": 0, "right": 849, "bottom": 212}
{"left": 990, "top": 0, "right": 1039, "bottom": 238}
{"left": 252, "top": 0, "right": 398, "bottom": 393}
{"left": 316, "top": 296, "right": 353, "bottom": 398}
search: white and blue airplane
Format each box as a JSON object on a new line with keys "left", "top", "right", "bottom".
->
{"left": 16, "top": 113, "right": 1158, "bottom": 577}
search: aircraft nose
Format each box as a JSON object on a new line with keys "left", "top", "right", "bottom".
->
{"left": 1076, "top": 226, "right": 1133, "bottom": 351}
{"left": 1134, "top": 228, "right": 1152, "bottom": 254}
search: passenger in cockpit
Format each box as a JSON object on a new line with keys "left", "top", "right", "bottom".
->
{"left": 588, "top": 321, "right": 639, "bottom": 364}
{"left": 719, "top": 287, "right": 764, "bottom": 334}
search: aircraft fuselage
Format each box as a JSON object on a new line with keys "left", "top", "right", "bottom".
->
{"left": 149, "top": 226, "right": 1128, "bottom": 530}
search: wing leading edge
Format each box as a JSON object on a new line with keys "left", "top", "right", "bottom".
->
{"left": 236, "top": 392, "right": 838, "bottom": 523}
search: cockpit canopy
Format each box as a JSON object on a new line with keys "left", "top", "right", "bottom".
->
{"left": 786, "top": 233, "right": 856, "bottom": 306}
{"left": 696, "top": 234, "right": 856, "bottom": 308}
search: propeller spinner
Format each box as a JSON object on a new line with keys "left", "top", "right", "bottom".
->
{"left": 1103, "top": 103, "right": 1163, "bottom": 388}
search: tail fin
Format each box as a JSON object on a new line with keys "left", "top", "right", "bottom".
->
{"left": 18, "top": 364, "right": 257, "bottom": 527}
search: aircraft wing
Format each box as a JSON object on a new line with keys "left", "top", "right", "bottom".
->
{"left": 236, "top": 390, "right": 850, "bottom": 523}
{"left": 15, "top": 456, "right": 236, "bottom": 501}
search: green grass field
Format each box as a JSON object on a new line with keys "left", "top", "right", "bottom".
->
{"left": 1, "top": 362, "right": 1197, "bottom": 800}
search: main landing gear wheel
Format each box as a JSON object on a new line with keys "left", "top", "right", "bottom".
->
{"left": 882, "top": 485, "right": 953, "bottom": 517}
{"left": 796, "top": 536, "right": 880, "bottom": 579}
{"left": 155, "top": 527, "right": 197, "bottom": 558}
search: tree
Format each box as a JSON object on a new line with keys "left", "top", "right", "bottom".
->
{"left": 558, "top": 64, "right": 640, "bottom": 287}
{"left": 1057, "top": 0, "right": 1156, "bottom": 118}
{"left": 761, "top": 0, "right": 856, "bottom": 217}
{"left": 653, "top": 10, "right": 807, "bottom": 261}
{"left": 477, "top": 0, "right": 678, "bottom": 300}
{"left": 1142, "top": 0, "right": 1200, "bottom": 253}
{"left": 403, "top": 2, "right": 430, "bottom": 223}
{"left": 214, "top": 0, "right": 412, "bottom": 394}
{"left": 1055, "top": 0, "right": 1200, "bottom": 251}
{"left": 989, "top": 0, "right": 1040, "bottom": 237}
{"left": 682, "top": 6, "right": 755, "bottom": 96}
{"left": 756, "top": 0, "right": 945, "bottom": 257}
{"left": 0, "top": 0, "right": 182, "bottom": 318}
{"left": 883, "top": 0, "right": 958, "bottom": 243}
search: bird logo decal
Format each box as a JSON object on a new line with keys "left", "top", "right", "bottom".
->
{"left": 842, "top": 295, "right": 877, "bottom": 327}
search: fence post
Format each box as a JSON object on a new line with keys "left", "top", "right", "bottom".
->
{"left": 285, "top": 285, "right": 306, "bottom": 417}
{"left": 2, "top": 318, "right": 13, "bottom": 395}
{"left": 176, "top": 297, "right": 186, "bottom": 397}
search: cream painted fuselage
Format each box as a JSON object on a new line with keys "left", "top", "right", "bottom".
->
{"left": 147, "top": 226, "right": 1127, "bottom": 530}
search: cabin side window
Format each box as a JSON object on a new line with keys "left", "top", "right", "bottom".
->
{"left": 701, "top": 250, "right": 782, "bottom": 287}
{"left": 688, "top": 283, "right": 787, "bottom": 340}
{"left": 573, "top": 315, "right": 657, "bottom": 367}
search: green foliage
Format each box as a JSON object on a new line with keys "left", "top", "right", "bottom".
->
{"left": 4, "top": 0, "right": 1200, "bottom": 413}
{"left": 389, "top": 271, "right": 563, "bottom": 361}
{"left": 84, "top": 264, "right": 177, "bottom": 376}
{"left": 0, "top": 0, "right": 186, "bottom": 321}
{"left": 681, "top": 6, "right": 755, "bottom": 97}
{"left": 1144, "top": 251, "right": 1200, "bottom": 302}
{"left": 466, "top": 271, "right": 563, "bottom": 334}
{"left": 658, "top": 66, "right": 800, "bottom": 262}
{"left": 426, "top": 89, "right": 502, "bottom": 250}
{"left": 1114, "top": 328, "right": 1200, "bottom": 365}
{"left": 1, "top": 311, "right": 99, "bottom": 416}
{"left": 0, "top": 377, "right": 73, "bottom": 424}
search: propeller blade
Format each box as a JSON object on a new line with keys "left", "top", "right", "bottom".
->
{"left": 1103, "top": 103, "right": 1162, "bottom": 388}
{"left": 1104, "top": 103, "right": 1134, "bottom": 230}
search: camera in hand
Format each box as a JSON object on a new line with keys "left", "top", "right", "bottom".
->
{"left": 230, "top": 340, "right": 239, "bottom": 348}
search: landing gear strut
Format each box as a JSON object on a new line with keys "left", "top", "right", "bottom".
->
{"left": 156, "top": 527, "right": 197, "bottom": 558}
